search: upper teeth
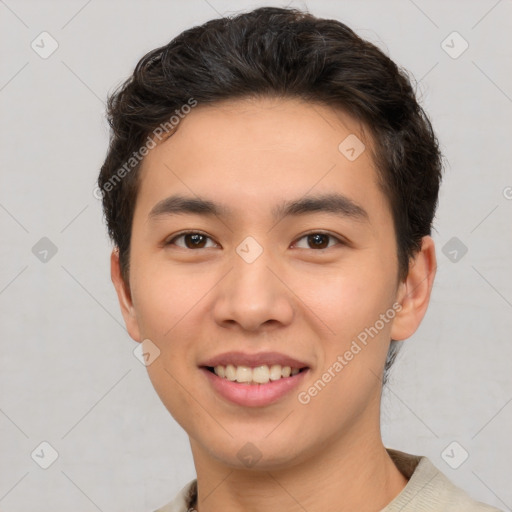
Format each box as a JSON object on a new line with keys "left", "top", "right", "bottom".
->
{"left": 214, "top": 364, "right": 301, "bottom": 384}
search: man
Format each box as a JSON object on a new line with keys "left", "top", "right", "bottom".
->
{"left": 98, "top": 7, "right": 501, "bottom": 512}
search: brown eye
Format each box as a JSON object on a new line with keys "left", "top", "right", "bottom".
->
{"left": 307, "top": 233, "right": 330, "bottom": 249}
{"left": 166, "top": 232, "right": 217, "bottom": 249}
{"left": 294, "top": 232, "right": 341, "bottom": 250}
{"left": 184, "top": 233, "right": 207, "bottom": 248}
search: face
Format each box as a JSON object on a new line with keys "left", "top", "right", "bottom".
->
{"left": 112, "top": 97, "right": 434, "bottom": 470}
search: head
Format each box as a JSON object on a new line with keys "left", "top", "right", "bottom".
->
{"left": 99, "top": 7, "right": 441, "bottom": 469}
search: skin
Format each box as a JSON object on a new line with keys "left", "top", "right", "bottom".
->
{"left": 111, "top": 97, "right": 436, "bottom": 512}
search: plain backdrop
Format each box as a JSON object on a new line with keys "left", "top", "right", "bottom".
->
{"left": 1, "top": 0, "right": 511, "bottom": 510}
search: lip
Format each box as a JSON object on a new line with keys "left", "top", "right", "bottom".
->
{"left": 198, "top": 351, "right": 311, "bottom": 407}
{"left": 200, "top": 366, "right": 310, "bottom": 407}
{"left": 199, "top": 351, "right": 310, "bottom": 369}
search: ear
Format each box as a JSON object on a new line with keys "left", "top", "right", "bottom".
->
{"left": 391, "top": 236, "right": 437, "bottom": 341}
{"left": 110, "top": 249, "right": 141, "bottom": 342}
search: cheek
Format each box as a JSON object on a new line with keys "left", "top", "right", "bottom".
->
{"left": 145, "top": 356, "right": 200, "bottom": 437}
{"left": 291, "top": 261, "right": 396, "bottom": 344}
{"left": 131, "top": 262, "right": 211, "bottom": 427}
{"left": 129, "top": 255, "right": 215, "bottom": 339}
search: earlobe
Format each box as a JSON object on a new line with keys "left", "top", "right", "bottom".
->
{"left": 391, "top": 236, "right": 437, "bottom": 341}
{"left": 110, "top": 249, "right": 142, "bottom": 342}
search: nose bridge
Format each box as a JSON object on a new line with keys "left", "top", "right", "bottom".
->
{"left": 234, "top": 241, "right": 272, "bottom": 292}
{"left": 213, "top": 237, "right": 294, "bottom": 330}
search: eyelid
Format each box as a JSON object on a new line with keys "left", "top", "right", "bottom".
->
{"left": 163, "top": 230, "right": 348, "bottom": 250}
{"left": 164, "top": 230, "right": 220, "bottom": 248}
{"left": 291, "top": 231, "right": 346, "bottom": 249}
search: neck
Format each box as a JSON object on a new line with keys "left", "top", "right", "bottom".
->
{"left": 189, "top": 426, "right": 408, "bottom": 512}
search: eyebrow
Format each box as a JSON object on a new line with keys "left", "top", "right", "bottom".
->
{"left": 148, "top": 193, "right": 369, "bottom": 223}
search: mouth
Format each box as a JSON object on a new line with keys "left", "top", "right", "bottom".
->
{"left": 203, "top": 364, "right": 308, "bottom": 385}
{"left": 198, "top": 351, "right": 311, "bottom": 406}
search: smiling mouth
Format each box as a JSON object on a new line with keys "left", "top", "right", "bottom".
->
{"left": 204, "top": 364, "right": 308, "bottom": 385}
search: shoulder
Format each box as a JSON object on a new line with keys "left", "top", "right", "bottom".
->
{"left": 153, "top": 452, "right": 503, "bottom": 512}
{"left": 384, "top": 449, "right": 503, "bottom": 512}
{"left": 153, "top": 479, "right": 197, "bottom": 512}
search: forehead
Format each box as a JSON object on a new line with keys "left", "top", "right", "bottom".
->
{"left": 145, "top": 96, "right": 371, "bottom": 165}
{"left": 134, "top": 97, "right": 390, "bottom": 225}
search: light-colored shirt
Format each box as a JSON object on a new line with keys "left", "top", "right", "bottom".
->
{"left": 154, "top": 449, "right": 503, "bottom": 512}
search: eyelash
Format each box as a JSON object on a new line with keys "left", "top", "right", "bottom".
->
{"left": 164, "top": 230, "right": 345, "bottom": 250}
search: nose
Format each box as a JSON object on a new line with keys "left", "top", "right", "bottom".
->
{"left": 212, "top": 245, "right": 294, "bottom": 333}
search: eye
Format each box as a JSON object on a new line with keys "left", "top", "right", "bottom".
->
{"left": 293, "top": 232, "right": 343, "bottom": 250}
{"left": 165, "top": 231, "right": 218, "bottom": 249}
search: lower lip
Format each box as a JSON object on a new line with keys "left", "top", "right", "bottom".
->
{"left": 200, "top": 367, "right": 309, "bottom": 407}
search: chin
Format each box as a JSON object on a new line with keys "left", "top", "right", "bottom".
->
{"left": 199, "top": 433, "right": 313, "bottom": 472}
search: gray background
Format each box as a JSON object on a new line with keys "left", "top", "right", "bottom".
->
{"left": 0, "top": 0, "right": 511, "bottom": 510}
